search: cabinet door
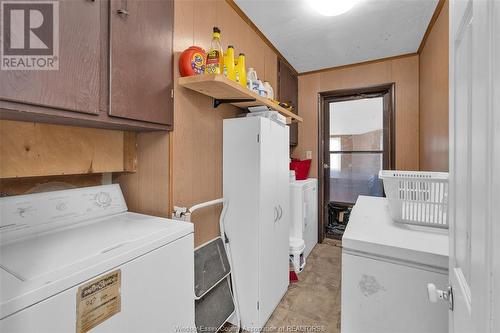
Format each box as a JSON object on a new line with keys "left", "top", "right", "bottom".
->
{"left": 0, "top": 0, "right": 101, "bottom": 114}
{"left": 109, "top": 0, "right": 173, "bottom": 125}
{"left": 278, "top": 59, "right": 298, "bottom": 146}
{"left": 258, "top": 121, "right": 289, "bottom": 327}
{"left": 276, "top": 124, "right": 290, "bottom": 286}
{"left": 257, "top": 119, "right": 278, "bottom": 327}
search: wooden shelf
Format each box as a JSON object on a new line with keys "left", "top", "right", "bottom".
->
{"left": 178, "top": 74, "right": 303, "bottom": 122}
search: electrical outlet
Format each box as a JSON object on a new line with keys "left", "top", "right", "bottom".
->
{"left": 306, "top": 151, "right": 312, "bottom": 159}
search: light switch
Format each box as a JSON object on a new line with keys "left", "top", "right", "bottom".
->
{"left": 306, "top": 151, "right": 312, "bottom": 159}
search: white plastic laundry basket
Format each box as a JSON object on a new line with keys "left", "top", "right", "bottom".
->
{"left": 379, "top": 170, "right": 449, "bottom": 229}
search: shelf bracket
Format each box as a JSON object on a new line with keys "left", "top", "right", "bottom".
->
{"left": 213, "top": 98, "right": 256, "bottom": 108}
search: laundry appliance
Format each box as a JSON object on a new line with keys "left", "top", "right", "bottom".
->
{"left": 289, "top": 178, "right": 318, "bottom": 259}
{"left": 341, "top": 196, "right": 448, "bottom": 333}
{"left": 0, "top": 184, "right": 195, "bottom": 333}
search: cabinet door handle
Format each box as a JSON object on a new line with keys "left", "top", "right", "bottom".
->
{"left": 278, "top": 205, "right": 283, "bottom": 220}
{"left": 117, "top": 0, "right": 129, "bottom": 17}
{"left": 273, "top": 207, "right": 278, "bottom": 222}
{"left": 117, "top": 8, "right": 129, "bottom": 17}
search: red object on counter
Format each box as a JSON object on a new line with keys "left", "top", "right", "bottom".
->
{"left": 290, "top": 159, "right": 312, "bottom": 180}
{"left": 179, "top": 46, "right": 206, "bottom": 77}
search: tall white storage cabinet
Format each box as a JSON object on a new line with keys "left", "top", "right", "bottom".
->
{"left": 223, "top": 117, "right": 290, "bottom": 331}
{"left": 290, "top": 178, "right": 318, "bottom": 258}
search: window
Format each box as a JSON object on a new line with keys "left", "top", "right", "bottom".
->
{"left": 329, "top": 97, "right": 388, "bottom": 204}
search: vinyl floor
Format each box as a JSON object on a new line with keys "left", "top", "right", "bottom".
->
{"left": 225, "top": 238, "right": 342, "bottom": 333}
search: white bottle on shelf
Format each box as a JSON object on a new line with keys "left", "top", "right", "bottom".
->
{"left": 256, "top": 79, "right": 266, "bottom": 97}
{"left": 246, "top": 68, "right": 259, "bottom": 93}
{"left": 263, "top": 81, "right": 274, "bottom": 100}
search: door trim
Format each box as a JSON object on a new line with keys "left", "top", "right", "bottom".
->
{"left": 317, "top": 83, "right": 395, "bottom": 242}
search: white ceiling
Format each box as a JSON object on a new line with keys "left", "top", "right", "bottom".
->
{"left": 234, "top": 0, "right": 438, "bottom": 73}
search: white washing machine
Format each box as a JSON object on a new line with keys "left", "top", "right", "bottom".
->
{"left": 289, "top": 178, "right": 318, "bottom": 258}
{"left": 0, "top": 184, "right": 195, "bottom": 333}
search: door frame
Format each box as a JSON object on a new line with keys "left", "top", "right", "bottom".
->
{"left": 317, "top": 83, "right": 395, "bottom": 242}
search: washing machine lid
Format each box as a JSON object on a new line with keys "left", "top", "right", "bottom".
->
{"left": 0, "top": 185, "right": 193, "bottom": 319}
{"left": 1, "top": 212, "right": 192, "bottom": 282}
{"left": 342, "top": 196, "right": 448, "bottom": 270}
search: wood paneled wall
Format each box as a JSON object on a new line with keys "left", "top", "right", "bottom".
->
{"left": 419, "top": 1, "right": 449, "bottom": 172}
{"left": 0, "top": 0, "right": 279, "bottom": 248}
{"left": 2, "top": 0, "right": 445, "bottom": 248}
{"left": 0, "top": 174, "right": 104, "bottom": 196}
{"left": 0, "top": 120, "right": 136, "bottom": 179}
{"left": 294, "top": 54, "right": 420, "bottom": 177}
{"left": 171, "top": 0, "right": 278, "bottom": 246}
{"left": 115, "top": 132, "right": 170, "bottom": 217}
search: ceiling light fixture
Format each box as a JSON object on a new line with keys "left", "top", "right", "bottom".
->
{"left": 308, "top": 0, "right": 357, "bottom": 17}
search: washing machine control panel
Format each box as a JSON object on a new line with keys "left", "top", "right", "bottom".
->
{"left": 0, "top": 185, "right": 127, "bottom": 238}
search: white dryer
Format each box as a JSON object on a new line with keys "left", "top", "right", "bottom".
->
{"left": 0, "top": 184, "right": 195, "bottom": 333}
{"left": 289, "top": 178, "right": 318, "bottom": 258}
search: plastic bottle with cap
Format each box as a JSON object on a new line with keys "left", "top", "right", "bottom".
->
{"left": 234, "top": 53, "right": 247, "bottom": 88}
{"left": 263, "top": 81, "right": 274, "bottom": 99}
{"left": 256, "top": 79, "right": 266, "bottom": 97}
{"left": 223, "top": 45, "right": 236, "bottom": 81}
{"left": 246, "top": 68, "right": 258, "bottom": 92}
{"left": 205, "top": 27, "right": 223, "bottom": 74}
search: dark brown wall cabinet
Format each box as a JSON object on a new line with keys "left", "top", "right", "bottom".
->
{"left": 1, "top": 0, "right": 101, "bottom": 115}
{"left": 278, "top": 59, "right": 298, "bottom": 146}
{"left": 109, "top": 0, "right": 173, "bottom": 125}
{"left": 0, "top": 0, "right": 174, "bottom": 131}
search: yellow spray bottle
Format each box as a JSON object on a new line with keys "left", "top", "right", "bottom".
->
{"left": 234, "top": 53, "right": 247, "bottom": 88}
{"left": 223, "top": 46, "right": 236, "bottom": 81}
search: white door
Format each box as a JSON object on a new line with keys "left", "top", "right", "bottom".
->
{"left": 449, "top": 0, "right": 499, "bottom": 331}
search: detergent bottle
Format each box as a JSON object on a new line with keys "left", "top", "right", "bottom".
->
{"left": 205, "top": 27, "right": 223, "bottom": 74}
{"left": 234, "top": 53, "right": 247, "bottom": 88}
{"left": 246, "top": 68, "right": 258, "bottom": 92}
{"left": 223, "top": 45, "right": 236, "bottom": 81}
{"left": 263, "top": 81, "right": 274, "bottom": 99}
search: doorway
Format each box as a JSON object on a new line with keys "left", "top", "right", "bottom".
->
{"left": 318, "top": 84, "right": 395, "bottom": 241}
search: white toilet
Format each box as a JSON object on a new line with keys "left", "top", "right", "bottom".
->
{"left": 289, "top": 237, "right": 306, "bottom": 274}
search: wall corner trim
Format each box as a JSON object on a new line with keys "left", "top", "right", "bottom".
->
{"left": 417, "top": 0, "right": 447, "bottom": 54}
{"left": 297, "top": 53, "right": 418, "bottom": 77}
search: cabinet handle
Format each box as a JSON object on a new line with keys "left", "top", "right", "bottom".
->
{"left": 278, "top": 205, "right": 283, "bottom": 220}
{"left": 117, "top": 0, "right": 129, "bottom": 17}
{"left": 274, "top": 207, "right": 278, "bottom": 222}
{"left": 117, "top": 8, "right": 129, "bottom": 17}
